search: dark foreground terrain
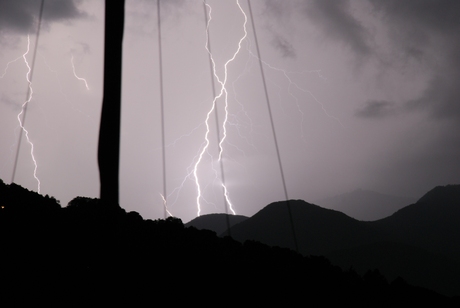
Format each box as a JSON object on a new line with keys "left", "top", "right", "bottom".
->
{"left": 0, "top": 180, "right": 458, "bottom": 306}
{"left": 218, "top": 185, "right": 460, "bottom": 297}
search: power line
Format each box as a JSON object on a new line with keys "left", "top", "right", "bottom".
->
{"left": 247, "top": 0, "right": 298, "bottom": 253}
{"left": 157, "top": 0, "right": 168, "bottom": 219}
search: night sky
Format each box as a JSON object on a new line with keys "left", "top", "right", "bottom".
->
{"left": 1, "top": 0, "right": 459, "bottom": 223}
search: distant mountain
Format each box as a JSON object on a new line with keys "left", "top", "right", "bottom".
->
{"left": 368, "top": 184, "right": 460, "bottom": 260}
{"left": 185, "top": 213, "right": 248, "bottom": 235}
{"left": 225, "top": 185, "right": 460, "bottom": 296}
{"left": 316, "top": 189, "right": 416, "bottom": 221}
{"left": 228, "top": 200, "right": 387, "bottom": 256}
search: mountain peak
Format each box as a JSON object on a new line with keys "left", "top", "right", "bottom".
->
{"left": 416, "top": 184, "right": 460, "bottom": 205}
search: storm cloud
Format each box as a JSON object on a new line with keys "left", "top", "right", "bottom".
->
{"left": 271, "top": 34, "right": 296, "bottom": 59}
{"left": 368, "top": 0, "right": 460, "bottom": 121}
{"left": 0, "top": 0, "right": 86, "bottom": 35}
{"left": 355, "top": 100, "right": 396, "bottom": 119}
{"left": 303, "top": 0, "right": 371, "bottom": 57}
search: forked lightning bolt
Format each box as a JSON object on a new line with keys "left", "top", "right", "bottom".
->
{"left": 249, "top": 52, "right": 344, "bottom": 131}
{"left": 222, "top": 183, "right": 236, "bottom": 215}
{"left": 71, "top": 54, "right": 90, "bottom": 90}
{"left": 16, "top": 35, "right": 41, "bottom": 192}
{"left": 2, "top": 38, "right": 92, "bottom": 193}
{"left": 160, "top": 193, "right": 174, "bottom": 217}
{"left": 193, "top": 1, "right": 246, "bottom": 216}
{"left": 0, "top": 56, "right": 23, "bottom": 78}
{"left": 40, "top": 53, "right": 93, "bottom": 120}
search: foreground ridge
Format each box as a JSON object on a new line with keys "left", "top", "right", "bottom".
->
{"left": 0, "top": 180, "right": 458, "bottom": 305}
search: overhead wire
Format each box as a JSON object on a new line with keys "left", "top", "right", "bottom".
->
{"left": 157, "top": 0, "right": 168, "bottom": 219}
{"left": 247, "top": 0, "right": 299, "bottom": 253}
{"left": 8, "top": 1, "right": 299, "bottom": 249}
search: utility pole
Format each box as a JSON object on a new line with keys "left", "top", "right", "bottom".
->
{"left": 98, "top": 0, "right": 125, "bottom": 208}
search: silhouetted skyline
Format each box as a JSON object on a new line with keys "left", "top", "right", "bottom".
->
{"left": 1, "top": 179, "right": 459, "bottom": 303}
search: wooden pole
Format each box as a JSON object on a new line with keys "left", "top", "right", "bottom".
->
{"left": 98, "top": 0, "right": 125, "bottom": 208}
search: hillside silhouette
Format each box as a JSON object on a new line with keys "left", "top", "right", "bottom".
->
{"left": 369, "top": 185, "right": 460, "bottom": 260}
{"left": 0, "top": 179, "right": 458, "bottom": 305}
{"left": 228, "top": 200, "right": 386, "bottom": 255}
{"left": 185, "top": 213, "right": 248, "bottom": 236}
{"left": 221, "top": 185, "right": 460, "bottom": 296}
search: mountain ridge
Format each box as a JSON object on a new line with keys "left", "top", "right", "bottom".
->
{"left": 222, "top": 185, "right": 460, "bottom": 296}
{"left": 228, "top": 199, "right": 387, "bottom": 256}
{"left": 185, "top": 213, "right": 248, "bottom": 235}
{"left": 1, "top": 179, "right": 459, "bottom": 302}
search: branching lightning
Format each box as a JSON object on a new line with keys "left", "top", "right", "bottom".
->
{"left": 192, "top": 0, "right": 247, "bottom": 216}
{"left": 0, "top": 55, "right": 23, "bottom": 78}
{"left": 16, "top": 35, "right": 41, "bottom": 192}
{"left": 71, "top": 54, "right": 90, "bottom": 90}
{"left": 160, "top": 193, "right": 174, "bottom": 217}
{"left": 38, "top": 52, "right": 95, "bottom": 123}
{"left": 252, "top": 54, "right": 344, "bottom": 128}
{"left": 222, "top": 183, "right": 236, "bottom": 215}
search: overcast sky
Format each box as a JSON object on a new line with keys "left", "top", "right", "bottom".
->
{"left": 1, "top": 0, "right": 459, "bottom": 223}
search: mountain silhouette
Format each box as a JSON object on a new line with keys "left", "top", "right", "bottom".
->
{"left": 316, "top": 189, "right": 416, "bottom": 221}
{"left": 368, "top": 184, "right": 460, "bottom": 260}
{"left": 223, "top": 185, "right": 460, "bottom": 296}
{"left": 185, "top": 213, "right": 248, "bottom": 235}
{"left": 1, "top": 179, "right": 459, "bottom": 303}
{"left": 228, "top": 200, "right": 387, "bottom": 256}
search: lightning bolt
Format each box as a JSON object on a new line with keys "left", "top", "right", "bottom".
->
{"left": 39, "top": 52, "right": 95, "bottom": 122}
{"left": 14, "top": 35, "right": 41, "bottom": 193}
{"left": 222, "top": 183, "right": 236, "bottom": 215}
{"left": 249, "top": 54, "right": 344, "bottom": 130}
{"left": 71, "top": 54, "right": 90, "bottom": 90}
{"left": 0, "top": 56, "right": 23, "bottom": 78}
{"left": 192, "top": 0, "right": 247, "bottom": 217}
{"left": 160, "top": 193, "right": 174, "bottom": 217}
{"left": 157, "top": 0, "right": 341, "bottom": 220}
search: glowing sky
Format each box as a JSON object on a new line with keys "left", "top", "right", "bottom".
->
{"left": 1, "top": 0, "right": 459, "bottom": 223}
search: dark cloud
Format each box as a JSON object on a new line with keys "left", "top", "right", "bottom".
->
{"left": 355, "top": 100, "right": 396, "bottom": 119}
{"left": 365, "top": 1, "right": 460, "bottom": 121}
{"left": 406, "top": 71, "right": 460, "bottom": 120}
{"left": 369, "top": 0, "right": 460, "bottom": 65}
{"left": 263, "top": 0, "right": 293, "bottom": 19}
{"left": 304, "top": 0, "right": 371, "bottom": 56}
{"left": 43, "top": 0, "right": 86, "bottom": 22}
{"left": 0, "top": 0, "right": 86, "bottom": 35}
{"left": 271, "top": 35, "right": 296, "bottom": 59}
{"left": 369, "top": 0, "right": 460, "bottom": 35}
{"left": 366, "top": 0, "right": 460, "bottom": 197}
